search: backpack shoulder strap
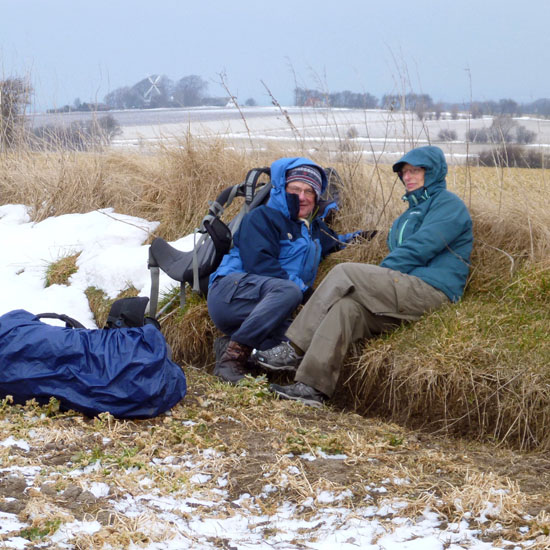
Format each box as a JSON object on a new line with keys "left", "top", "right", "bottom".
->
{"left": 243, "top": 167, "right": 270, "bottom": 206}
{"left": 227, "top": 167, "right": 272, "bottom": 237}
{"left": 148, "top": 167, "right": 272, "bottom": 318}
{"left": 190, "top": 168, "right": 270, "bottom": 293}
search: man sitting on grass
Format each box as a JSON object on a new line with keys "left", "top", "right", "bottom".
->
{"left": 208, "top": 157, "right": 364, "bottom": 385}
{"left": 253, "top": 145, "right": 474, "bottom": 407}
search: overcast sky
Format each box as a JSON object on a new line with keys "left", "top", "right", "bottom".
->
{"left": 2, "top": 0, "right": 549, "bottom": 112}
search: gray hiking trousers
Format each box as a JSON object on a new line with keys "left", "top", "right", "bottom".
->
{"left": 286, "top": 263, "right": 449, "bottom": 397}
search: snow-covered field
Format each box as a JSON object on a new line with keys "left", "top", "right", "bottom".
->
{"left": 29, "top": 106, "right": 550, "bottom": 165}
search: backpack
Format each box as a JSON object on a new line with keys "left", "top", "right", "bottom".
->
{"left": 0, "top": 297, "right": 187, "bottom": 419}
{"left": 147, "top": 166, "right": 343, "bottom": 318}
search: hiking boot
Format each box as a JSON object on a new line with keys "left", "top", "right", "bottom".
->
{"left": 213, "top": 340, "right": 253, "bottom": 385}
{"left": 251, "top": 341, "right": 303, "bottom": 372}
{"left": 269, "top": 382, "right": 327, "bottom": 407}
{"left": 213, "top": 335, "right": 231, "bottom": 364}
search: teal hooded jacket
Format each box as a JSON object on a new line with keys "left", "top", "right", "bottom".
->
{"left": 380, "top": 146, "right": 473, "bottom": 302}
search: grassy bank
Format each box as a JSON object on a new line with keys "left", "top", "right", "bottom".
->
{"left": 1, "top": 139, "right": 549, "bottom": 451}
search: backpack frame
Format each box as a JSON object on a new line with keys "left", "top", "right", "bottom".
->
{"left": 147, "top": 166, "right": 343, "bottom": 318}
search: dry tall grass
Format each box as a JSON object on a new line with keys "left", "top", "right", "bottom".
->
{"left": 333, "top": 165, "right": 550, "bottom": 450}
{"left": 1, "top": 136, "right": 549, "bottom": 449}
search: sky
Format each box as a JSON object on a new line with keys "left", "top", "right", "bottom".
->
{"left": 2, "top": 0, "right": 550, "bottom": 112}
{"left": 0, "top": 203, "right": 535, "bottom": 548}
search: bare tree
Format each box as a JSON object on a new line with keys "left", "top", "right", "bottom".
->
{"left": 173, "top": 75, "right": 208, "bottom": 107}
{"left": 0, "top": 77, "right": 32, "bottom": 151}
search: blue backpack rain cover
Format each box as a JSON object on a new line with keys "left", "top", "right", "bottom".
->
{"left": 0, "top": 309, "right": 187, "bottom": 419}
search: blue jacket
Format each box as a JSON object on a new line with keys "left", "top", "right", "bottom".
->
{"left": 380, "top": 146, "right": 473, "bottom": 302}
{"left": 209, "top": 157, "right": 350, "bottom": 293}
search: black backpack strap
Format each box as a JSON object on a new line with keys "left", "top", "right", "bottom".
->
{"left": 247, "top": 180, "right": 272, "bottom": 209}
{"left": 227, "top": 168, "right": 272, "bottom": 239}
{"left": 189, "top": 181, "right": 244, "bottom": 294}
{"left": 192, "top": 168, "right": 270, "bottom": 292}
{"left": 192, "top": 217, "right": 232, "bottom": 294}
{"left": 318, "top": 166, "right": 343, "bottom": 225}
{"left": 148, "top": 245, "right": 160, "bottom": 318}
{"left": 207, "top": 184, "right": 241, "bottom": 217}
{"left": 190, "top": 229, "right": 210, "bottom": 294}
{"left": 36, "top": 313, "right": 86, "bottom": 329}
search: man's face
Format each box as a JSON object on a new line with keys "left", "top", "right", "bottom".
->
{"left": 400, "top": 163, "right": 425, "bottom": 192}
{"left": 286, "top": 181, "right": 316, "bottom": 218}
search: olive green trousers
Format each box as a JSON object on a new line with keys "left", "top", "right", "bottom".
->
{"left": 286, "top": 263, "right": 449, "bottom": 397}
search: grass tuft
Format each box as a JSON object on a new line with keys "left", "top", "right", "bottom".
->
{"left": 44, "top": 253, "right": 80, "bottom": 287}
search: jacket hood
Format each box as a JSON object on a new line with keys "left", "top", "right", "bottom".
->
{"left": 392, "top": 146, "right": 447, "bottom": 193}
{"left": 267, "top": 157, "right": 327, "bottom": 219}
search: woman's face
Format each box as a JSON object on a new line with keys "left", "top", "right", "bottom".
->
{"left": 400, "top": 164, "right": 425, "bottom": 192}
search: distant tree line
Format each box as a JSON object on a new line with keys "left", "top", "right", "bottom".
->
{"left": 294, "top": 87, "right": 550, "bottom": 119}
{"left": 48, "top": 74, "right": 240, "bottom": 113}
{"left": 294, "top": 88, "right": 378, "bottom": 109}
{"left": 2, "top": 73, "right": 550, "bottom": 163}
{"left": 478, "top": 144, "right": 549, "bottom": 169}
{"left": 45, "top": 78, "right": 550, "bottom": 119}
{"left": 468, "top": 98, "right": 550, "bottom": 118}
{"left": 104, "top": 74, "right": 225, "bottom": 110}
{"left": 436, "top": 115, "right": 537, "bottom": 145}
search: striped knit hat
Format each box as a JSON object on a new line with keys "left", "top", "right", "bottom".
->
{"left": 286, "top": 166, "right": 323, "bottom": 199}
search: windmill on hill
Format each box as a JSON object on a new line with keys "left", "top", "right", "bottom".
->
{"left": 143, "top": 75, "right": 162, "bottom": 105}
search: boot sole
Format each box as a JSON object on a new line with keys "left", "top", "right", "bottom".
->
{"left": 270, "top": 388, "right": 324, "bottom": 408}
{"left": 255, "top": 359, "right": 298, "bottom": 373}
{"left": 214, "top": 374, "right": 245, "bottom": 385}
{"left": 213, "top": 368, "right": 246, "bottom": 385}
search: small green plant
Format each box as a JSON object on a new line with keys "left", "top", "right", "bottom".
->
{"left": 20, "top": 519, "right": 62, "bottom": 540}
{"left": 316, "top": 433, "right": 345, "bottom": 455}
{"left": 158, "top": 285, "right": 207, "bottom": 319}
{"left": 20, "top": 397, "right": 77, "bottom": 421}
{"left": 0, "top": 395, "right": 14, "bottom": 412}
{"left": 72, "top": 444, "right": 146, "bottom": 471}
{"left": 91, "top": 446, "right": 107, "bottom": 463}
{"left": 285, "top": 427, "right": 346, "bottom": 455}
{"left": 71, "top": 449, "right": 94, "bottom": 466}
{"left": 114, "top": 446, "right": 144, "bottom": 470}
{"left": 93, "top": 411, "right": 116, "bottom": 430}
{"left": 286, "top": 433, "right": 308, "bottom": 455}
{"left": 233, "top": 375, "right": 271, "bottom": 407}
{"left": 45, "top": 396, "right": 61, "bottom": 416}
{"left": 388, "top": 434, "right": 404, "bottom": 447}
